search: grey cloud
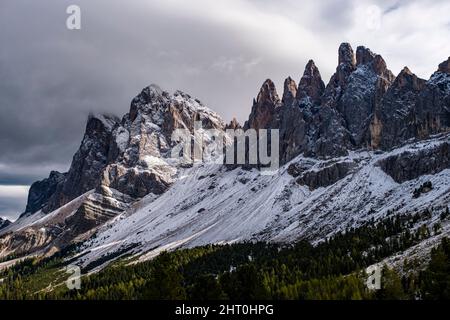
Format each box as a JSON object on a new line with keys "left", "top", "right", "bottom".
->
{"left": 1, "top": 0, "right": 450, "bottom": 220}
{"left": 0, "top": 186, "right": 29, "bottom": 221}
{"left": 0, "top": 196, "right": 26, "bottom": 221}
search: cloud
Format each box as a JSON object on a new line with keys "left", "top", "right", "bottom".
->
{"left": 0, "top": 185, "right": 29, "bottom": 221}
{"left": 211, "top": 56, "right": 263, "bottom": 75}
{"left": 0, "top": 0, "right": 449, "bottom": 219}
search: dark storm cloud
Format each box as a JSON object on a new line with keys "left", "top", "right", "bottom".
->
{"left": 0, "top": 0, "right": 302, "bottom": 184}
{"left": 1, "top": 0, "right": 450, "bottom": 220}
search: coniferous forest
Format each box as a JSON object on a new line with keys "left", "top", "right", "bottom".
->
{"left": 0, "top": 208, "right": 449, "bottom": 300}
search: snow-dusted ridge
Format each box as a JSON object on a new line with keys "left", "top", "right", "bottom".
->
{"left": 74, "top": 134, "right": 450, "bottom": 270}
{"left": 2, "top": 44, "right": 450, "bottom": 272}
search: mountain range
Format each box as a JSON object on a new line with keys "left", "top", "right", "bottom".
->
{"left": 1, "top": 43, "right": 449, "bottom": 273}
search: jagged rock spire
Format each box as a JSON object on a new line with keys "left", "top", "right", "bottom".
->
{"left": 296, "top": 59, "right": 325, "bottom": 105}
{"left": 338, "top": 43, "right": 356, "bottom": 66}
{"left": 245, "top": 79, "right": 281, "bottom": 130}
{"left": 256, "top": 79, "right": 280, "bottom": 105}
{"left": 356, "top": 46, "right": 375, "bottom": 66}
{"left": 356, "top": 46, "right": 394, "bottom": 81}
{"left": 282, "top": 77, "right": 297, "bottom": 106}
{"left": 225, "top": 117, "right": 241, "bottom": 130}
{"left": 335, "top": 43, "right": 357, "bottom": 88}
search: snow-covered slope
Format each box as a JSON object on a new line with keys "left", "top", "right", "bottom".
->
{"left": 75, "top": 134, "right": 450, "bottom": 269}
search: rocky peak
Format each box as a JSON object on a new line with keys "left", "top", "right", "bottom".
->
{"left": 42, "top": 113, "right": 120, "bottom": 213}
{"left": 356, "top": 46, "right": 376, "bottom": 66}
{"left": 438, "top": 57, "right": 450, "bottom": 74}
{"left": 129, "top": 84, "right": 170, "bottom": 122}
{"left": 282, "top": 77, "right": 297, "bottom": 106}
{"left": 373, "top": 55, "right": 394, "bottom": 80}
{"left": 256, "top": 79, "right": 280, "bottom": 105}
{"left": 134, "top": 84, "right": 166, "bottom": 103}
{"left": 102, "top": 85, "right": 225, "bottom": 199}
{"left": 356, "top": 46, "right": 394, "bottom": 80}
{"left": 376, "top": 67, "right": 428, "bottom": 150}
{"left": 245, "top": 79, "right": 281, "bottom": 130}
{"left": 87, "top": 113, "right": 120, "bottom": 133}
{"left": 225, "top": 117, "right": 242, "bottom": 130}
{"left": 338, "top": 43, "right": 356, "bottom": 66}
{"left": 16, "top": 83, "right": 227, "bottom": 243}
{"left": 296, "top": 59, "right": 325, "bottom": 105}
{"left": 335, "top": 43, "right": 357, "bottom": 88}
{"left": 22, "top": 171, "right": 66, "bottom": 216}
{"left": 392, "top": 67, "right": 426, "bottom": 91}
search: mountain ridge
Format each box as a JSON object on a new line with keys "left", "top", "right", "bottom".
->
{"left": 1, "top": 43, "right": 449, "bottom": 271}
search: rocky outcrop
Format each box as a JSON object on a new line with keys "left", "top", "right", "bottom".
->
{"left": 17, "top": 114, "right": 119, "bottom": 218}
{"left": 377, "top": 142, "right": 450, "bottom": 183}
{"left": 62, "top": 188, "right": 134, "bottom": 239}
{"left": 21, "top": 171, "right": 66, "bottom": 217}
{"left": 375, "top": 59, "right": 450, "bottom": 150}
{"left": 274, "top": 44, "right": 397, "bottom": 163}
{"left": 293, "top": 161, "right": 356, "bottom": 190}
{"left": 0, "top": 228, "right": 53, "bottom": 258}
{"left": 324, "top": 43, "right": 356, "bottom": 99}
{"left": 101, "top": 162, "right": 175, "bottom": 198}
{"left": 44, "top": 114, "right": 120, "bottom": 213}
{"left": 287, "top": 57, "right": 350, "bottom": 160}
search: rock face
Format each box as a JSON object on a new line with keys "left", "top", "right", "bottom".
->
{"left": 377, "top": 142, "right": 450, "bottom": 183}
{"left": 377, "top": 67, "right": 426, "bottom": 149}
{"left": 282, "top": 77, "right": 297, "bottom": 107}
{"left": 44, "top": 114, "right": 119, "bottom": 214}
{"left": 244, "top": 79, "right": 281, "bottom": 131}
{"left": 296, "top": 60, "right": 325, "bottom": 105}
{"left": 288, "top": 160, "right": 356, "bottom": 190}
{"left": 338, "top": 47, "right": 394, "bottom": 146}
{"left": 22, "top": 171, "right": 66, "bottom": 216}
{"left": 3, "top": 84, "right": 225, "bottom": 257}
{"left": 414, "top": 62, "right": 450, "bottom": 138}
{"left": 100, "top": 85, "right": 224, "bottom": 199}
{"left": 245, "top": 43, "right": 450, "bottom": 164}
{"left": 23, "top": 85, "right": 225, "bottom": 218}
{"left": 0, "top": 228, "right": 53, "bottom": 257}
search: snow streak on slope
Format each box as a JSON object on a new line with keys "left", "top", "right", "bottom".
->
{"left": 77, "top": 136, "right": 450, "bottom": 269}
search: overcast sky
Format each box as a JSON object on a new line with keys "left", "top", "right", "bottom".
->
{"left": 1, "top": 0, "right": 450, "bottom": 221}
